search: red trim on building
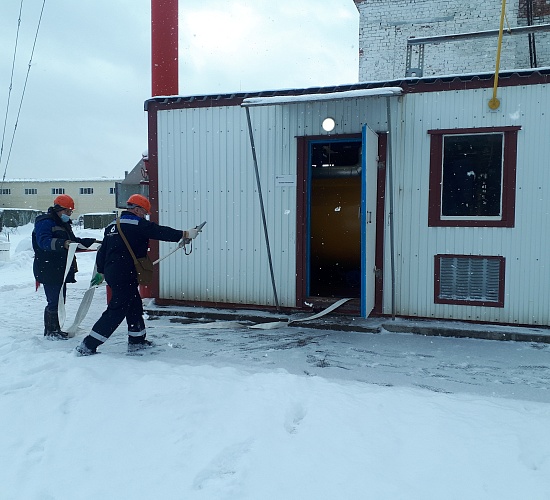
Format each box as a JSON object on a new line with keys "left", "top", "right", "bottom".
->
{"left": 427, "top": 126, "right": 521, "bottom": 228}
{"left": 146, "top": 102, "right": 161, "bottom": 299}
{"left": 295, "top": 137, "right": 308, "bottom": 308}
{"left": 374, "top": 133, "right": 387, "bottom": 314}
{"left": 145, "top": 70, "right": 550, "bottom": 112}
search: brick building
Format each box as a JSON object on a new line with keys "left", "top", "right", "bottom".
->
{"left": 354, "top": 0, "right": 550, "bottom": 80}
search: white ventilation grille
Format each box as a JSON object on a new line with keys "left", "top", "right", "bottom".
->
{"left": 438, "top": 256, "right": 502, "bottom": 303}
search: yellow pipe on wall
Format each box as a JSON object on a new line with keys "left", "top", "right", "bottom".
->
{"left": 488, "top": 0, "right": 507, "bottom": 110}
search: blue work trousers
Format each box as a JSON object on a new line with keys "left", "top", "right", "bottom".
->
{"left": 86, "top": 282, "right": 146, "bottom": 349}
{"left": 43, "top": 283, "right": 67, "bottom": 312}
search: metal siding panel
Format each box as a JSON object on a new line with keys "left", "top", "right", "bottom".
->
{"left": 388, "top": 84, "right": 550, "bottom": 325}
{"left": 157, "top": 104, "right": 299, "bottom": 307}
{"left": 508, "top": 83, "right": 550, "bottom": 326}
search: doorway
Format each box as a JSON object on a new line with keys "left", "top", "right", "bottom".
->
{"left": 296, "top": 127, "right": 379, "bottom": 317}
{"left": 307, "top": 139, "right": 363, "bottom": 298}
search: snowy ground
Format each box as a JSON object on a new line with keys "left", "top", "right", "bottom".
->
{"left": 0, "top": 224, "right": 549, "bottom": 500}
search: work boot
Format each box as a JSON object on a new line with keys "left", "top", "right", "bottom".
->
{"left": 128, "top": 337, "right": 154, "bottom": 353}
{"left": 75, "top": 340, "right": 97, "bottom": 357}
{"left": 44, "top": 308, "right": 69, "bottom": 340}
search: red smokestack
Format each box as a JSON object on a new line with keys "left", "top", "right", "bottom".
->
{"left": 151, "top": 0, "right": 179, "bottom": 96}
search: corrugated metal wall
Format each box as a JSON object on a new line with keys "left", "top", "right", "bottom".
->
{"left": 155, "top": 97, "right": 388, "bottom": 307}
{"left": 386, "top": 84, "right": 550, "bottom": 325}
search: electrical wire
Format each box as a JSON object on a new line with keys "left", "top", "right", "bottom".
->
{"left": 0, "top": 0, "right": 24, "bottom": 189}
{"left": 1, "top": 0, "right": 47, "bottom": 186}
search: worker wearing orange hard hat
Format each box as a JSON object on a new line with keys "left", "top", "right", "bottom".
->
{"left": 75, "top": 194, "right": 199, "bottom": 356}
{"left": 32, "top": 194, "right": 97, "bottom": 339}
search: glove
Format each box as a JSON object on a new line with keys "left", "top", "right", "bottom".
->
{"left": 90, "top": 272, "right": 104, "bottom": 287}
{"left": 184, "top": 227, "right": 199, "bottom": 240}
{"left": 80, "top": 238, "right": 96, "bottom": 248}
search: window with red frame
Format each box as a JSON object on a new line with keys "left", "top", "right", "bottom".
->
{"left": 428, "top": 126, "right": 520, "bottom": 227}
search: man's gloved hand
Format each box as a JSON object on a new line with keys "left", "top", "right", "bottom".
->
{"left": 90, "top": 272, "right": 104, "bottom": 287}
{"left": 80, "top": 238, "right": 96, "bottom": 248}
{"left": 184, "top": 227, "right": 200, "bottom": 240}
{"left": 178, "top": 237, "right": 191, "bottom": 248}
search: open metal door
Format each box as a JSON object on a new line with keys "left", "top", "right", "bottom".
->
{"left": 361, "top": 125, "right": 378, "bottom": 317}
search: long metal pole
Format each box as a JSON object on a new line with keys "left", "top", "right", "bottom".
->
{"left": 406, "top": 23, "right": 550, "bottom": 46}
{"left": 245, "top": 107, "right": 281, "bottom": 311}
{"left": 386, "top": 97, "right": 396, "bottom": 320}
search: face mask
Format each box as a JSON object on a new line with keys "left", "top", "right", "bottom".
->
{"left": 60, "top": 214, "right": 70, "bottom": 223}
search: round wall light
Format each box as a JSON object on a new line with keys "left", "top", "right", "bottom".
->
{"left": 322, "top": 117, "right": 336, "bottom": 132}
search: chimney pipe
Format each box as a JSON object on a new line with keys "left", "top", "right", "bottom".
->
{"left": 151, "top": 0, "right": 178, "bottom": 96}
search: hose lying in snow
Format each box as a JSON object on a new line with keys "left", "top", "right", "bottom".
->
{"left": 143, "top": 299, "right": 354, "bottom": 332}
{"left": 64, "top": 224, "right": 206, "bottom": 336}
{"left": 248, "top": 298, "right": 352, "bottom": 330}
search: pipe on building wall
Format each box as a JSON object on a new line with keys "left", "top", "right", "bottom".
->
{"left": 245, "top": 107, "right": 281, "bottom": 311}
{"left": 489, "top": 0, "right": 507, "bottom": 110}
{"left": 527, "top": 0, "right": 538, "bottom": 67}
{"left": 385, "top": 96, "right": 396, "bottom": 320}
{"left": 151, "top": 0, "right": 178, "bottom": 96}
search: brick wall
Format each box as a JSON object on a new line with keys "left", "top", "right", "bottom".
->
{"left": 353, "top": 0, "right": 550, "bottom": 81}
{"left": 517, "top": 0, "right": 550, "bottom": 68}
{"left": 518, "top": 0, "right": 550, "bottom": 18}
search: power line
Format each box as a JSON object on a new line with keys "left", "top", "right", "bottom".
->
{"left": 1, "top": 0, "right": 47, "bottom": 186}
{"left": 0, "top": 0, "right": 24, "bottom": 183}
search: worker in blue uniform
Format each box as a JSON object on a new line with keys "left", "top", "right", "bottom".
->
{"left": 75, "top": 194, "right": 199, "bottom": 355}
{"left": 32, "top": 194, "right": 97, "bottom": 339}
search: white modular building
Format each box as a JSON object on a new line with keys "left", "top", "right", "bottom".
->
{"left": 145, "top": 68, "right": 550, "bottom": 327}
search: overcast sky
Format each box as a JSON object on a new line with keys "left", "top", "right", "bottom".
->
{"left": 0, "top": 0, "right": 358, "bottom": 181}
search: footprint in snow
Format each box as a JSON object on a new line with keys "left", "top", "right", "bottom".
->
{"left": 284, "top": 402, "right": 306, "bottom": 434}
{"left": 192, "top": 438, "right": 254, "bottom": 491}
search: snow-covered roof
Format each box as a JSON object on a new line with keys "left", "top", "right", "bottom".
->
{"left": 241, "top": 87, "right": 403, "bottom": 107}
{"left": 0, "top": 208, "right": 42, "bottom": 211}
{"left": 81, "top": 212, "right": 117, "bottom": 216}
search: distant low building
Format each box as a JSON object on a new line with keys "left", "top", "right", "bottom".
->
{"left": 116, "top": 156, "right": 149, "bottom": 210}
{"left": 0, "top": 208, "right": 42, "bottom": 231}
{"left": 0, "top": 178, "right": 122, "bottom": 218}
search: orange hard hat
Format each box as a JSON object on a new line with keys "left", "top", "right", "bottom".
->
{"left": 127, "top": 193, "right": 151, "bottom": 213}
{"left": 54, "top": 194, "right": 75, "bottom": 211}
